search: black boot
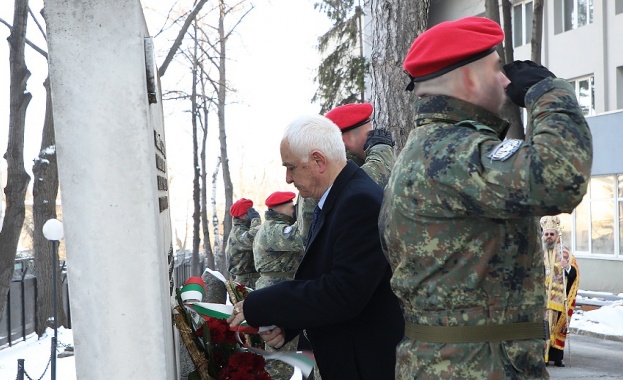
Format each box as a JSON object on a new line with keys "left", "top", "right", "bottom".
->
{"left": 554, "top": 361, "right": 565, "bottom": 367}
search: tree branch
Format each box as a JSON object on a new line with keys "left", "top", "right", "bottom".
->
{"left": 0, "top": 17, "right": 47, "bottom": 59}
{"left": 158, "top": 0, "right": 209, "bottom": 77}
{"left": 29, "top": 6, "right": 47, "bottom": 41}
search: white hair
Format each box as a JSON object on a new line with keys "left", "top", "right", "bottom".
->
{"left": 282, "top": 114, "right": 347, "bottom": 163}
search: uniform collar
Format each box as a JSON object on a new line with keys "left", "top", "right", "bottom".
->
{"left": 264, "top": 209, "right": 294, "bottom": 224}
{"left": 414, "top": 95, "right": 510, "bottom": 139}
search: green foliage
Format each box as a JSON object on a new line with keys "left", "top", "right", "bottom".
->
{"left": 313, "top": 0, "right": 369, "bottom": 113}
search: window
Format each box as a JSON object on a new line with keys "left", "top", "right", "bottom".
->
{"left": 616, "top": 0, "right": 623, "bottom": 15}
{"left": 590, "top": 177, "right": 615, "bottom": 254}
{"left": 568, "top": 76, "right": 595, "bottom": 116}
{"left": 557, "top": 0, "right": 593, "bottom": 33}
{"left": 617, "top": 66, "right": 623, "bottom": 110}
{"left": 569, "top": 175, "right": 623, "bottom": 259}
{"left": 619, "top": 175, "right": 623, "bottom": 255}
{"left": 513, "top": 1, "right": 534, "bottom": 47}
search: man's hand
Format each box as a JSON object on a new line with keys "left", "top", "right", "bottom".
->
{"left": 227, "top": 301, "right": 246, "bottom": 328}
{"left": 246, "top": 207, "right": 261, "bottom": 222}
{"left": 364, "top": 128, "right": 395, "bottom": 151}
{"left": 259, "top": 327, "right": 286, "bottom": 349}
{"left": 503, "top": 60, "right": 556, "bottom": 107}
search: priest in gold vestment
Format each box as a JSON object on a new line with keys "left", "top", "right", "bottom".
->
{"left": 540, "top": 216, "right": 579, "bottom": 367}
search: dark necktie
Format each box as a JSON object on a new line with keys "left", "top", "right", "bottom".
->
{"left": 307, "top": 205, "right": 321, "bottom": 243}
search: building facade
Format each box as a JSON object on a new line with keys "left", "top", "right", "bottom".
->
{"left": 427, "top": 0, "right": 623, "bottom": 293}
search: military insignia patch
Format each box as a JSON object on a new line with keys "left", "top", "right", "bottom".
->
{"left": 283, "top": 226, "right": 293, "bottom": 234}
{"left": 488, "top": 139, "right": 522, "bottom": 161}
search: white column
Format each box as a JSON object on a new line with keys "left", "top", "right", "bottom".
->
{"left": 45, "top": 0, "right": 176, "bottom": 378}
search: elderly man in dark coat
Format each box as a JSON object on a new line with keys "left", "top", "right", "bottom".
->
{"left": 228, "top": 114, "right": 404, "bottom": 380}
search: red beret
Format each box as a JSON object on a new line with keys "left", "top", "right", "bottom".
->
{"left": 403, "top": 17, "right": 504, "bottom": 85}
{"left": 325, "top": 103, "right": 373, "bottom": 133}
{"left": 265, "top": 191, "right": 296, "bottom": 208}
{"left": 230, "top": 198, "right": 253, "bottom": 217}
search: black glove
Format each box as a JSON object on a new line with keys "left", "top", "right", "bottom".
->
{"left": 246, "top": 207, "right": 260, "bottom": 221}
{"left": 364, "top": 128, "right": 395, "bottom": 151}
{"left": 503, "top": 60, "right": 556, "bottom": 108}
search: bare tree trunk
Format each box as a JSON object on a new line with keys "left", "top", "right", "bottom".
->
{"left": 212, "top": 157, "right": 225, "bottom": 275}
{"left": 356, "top": 0, "right": 365, "bottom": 103}
{"left": 370, "top": 0, "right": 430, "bottom": 152}
{"left": 32, "top": 77, "right": 66, "bottom": 335}
{"left": 217, "top": 0, "right": 234, "bottom": 243}
{"left": 0, "top": 0, "right": 32, "bottom": 320}
{"left": 191, "top": 21, "right": 202, "bottom": 277}
{"left": 531, "top": 0, "right": 544, "bottom": 64}
{"left": 200, "top": 86, "right": 215, "bottom": 270}
{"left": 488, "top": 0, "right": 525, "bottom": 139}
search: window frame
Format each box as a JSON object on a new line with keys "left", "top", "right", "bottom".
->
{"left": 512, "top": 1, "right": 534, "bottom": 47}
{"left": 567, "top": 75, "right": 596, "bottom": 116}
{"left": 569, "top": 175, "right": 623, "bottom": 260}
{"left": 559, "top": 0, "right": 594, "bottom": 32}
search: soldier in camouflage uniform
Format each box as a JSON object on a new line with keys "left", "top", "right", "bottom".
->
{"left": 225, "top": 198, "right": 261, "bottom": 289}
{"left": 379, "top": 17, "right": 593, "bottom": 379}
{"left": 253, "top": 191, "right": 304, "bottom": 380}
{"left": 254, "top": 191, "right": 304, "bottom": 288}
{"left": 297, "top": 102, "right": 395, "bottom": 242}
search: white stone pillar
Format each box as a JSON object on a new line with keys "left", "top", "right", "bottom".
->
{"left": 45, "top": 1, "right": 176, "bottom": 378}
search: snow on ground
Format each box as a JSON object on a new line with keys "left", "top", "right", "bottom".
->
{"left": 570, "top": 301, "right": 623, "bottom": 337}
{"left": 0, "top": 327, "right": 75, "bottom": 380}
{"left": 1, "top": 297, "right": 622, "bottom": 380}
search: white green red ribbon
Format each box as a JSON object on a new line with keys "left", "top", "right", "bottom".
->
{"left": 184, "top": 301, "right": 268, "bottom": 334}
{"left": 180, "top": 276, "right": 316, "bottom": 378}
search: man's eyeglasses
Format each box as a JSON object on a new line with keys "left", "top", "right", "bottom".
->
{"left": 544, "top": 232, "right": 556, "bottom": 237}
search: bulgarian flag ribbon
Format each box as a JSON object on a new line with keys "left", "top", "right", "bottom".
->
{"left": 180, "top": 276, "right": 316, "bottom": 378}
{"left": 185, "top": 301, "right": 270, "bottom": 334}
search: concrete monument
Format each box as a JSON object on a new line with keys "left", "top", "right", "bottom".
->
{"left": 45, "top": 0, "right": 177, "bottom": 378}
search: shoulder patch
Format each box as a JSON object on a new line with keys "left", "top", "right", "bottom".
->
{"left": 488, "top": 139, "right": 523, "bottom": 161}
{"left": 283, "top": 226, "right": 293, "bottom": 234}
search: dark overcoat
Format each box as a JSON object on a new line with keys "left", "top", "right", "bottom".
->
{"left": 244, "top": 160, "right": 404, "bottom": 380}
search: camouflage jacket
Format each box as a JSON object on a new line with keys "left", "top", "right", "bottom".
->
{"left": 379, "top": 78, "right": 592, "bottom": 378}
{"left": 226, "top": 217, "right": 261, "bottom": 276}
{"left": 253, "top": 210, "right": 304, "bottom": 289}
{"left": 297, "top": 144, "right": 394, "bottom": 243}
{"left": 347, "top": 142, "right": 394, "bottom": 189}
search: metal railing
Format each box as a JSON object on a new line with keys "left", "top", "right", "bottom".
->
{"left": 2, "top": 250, "right": 205, "bottom": 349}
{"left": 0, "top": 258, "right": 70, "bottom": 348}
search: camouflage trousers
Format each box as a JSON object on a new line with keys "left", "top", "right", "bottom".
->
{"left": 264, "top": 336, "right": 298, "bottom": 380}
{"left": 395, "top": 337, "right": 549, "bottom": 379}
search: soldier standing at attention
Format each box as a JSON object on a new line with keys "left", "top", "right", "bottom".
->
{"left": 379, "top": 16, "right": 592, "bottom": 379}
{"left": 297, "top": 102, "right": 395, "bottom": 242}
{"left": 253, "top": 190, "right": 304, "bottom": 380}
{"left": 254, "top": 191, "right": 304, "bottom": 289}
{"left": 226, "top": 198, "right": 261, "bottom": 289}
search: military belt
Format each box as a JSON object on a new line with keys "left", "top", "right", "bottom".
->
{"left": 260, "top": 271, "right": 295, "bottom": 278}
{"left": 404, "top": 321, "right": 545, "bottom": 343}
